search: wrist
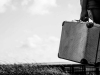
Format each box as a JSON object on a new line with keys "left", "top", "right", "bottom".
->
{"left": 81, "top": 9, "right": 87, "bottom": 12}
{"left": 82, "top": 8, "right": 87, "bottom": 11}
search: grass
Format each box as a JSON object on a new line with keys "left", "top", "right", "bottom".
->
{"left": 0, "top": 63, "right": 69, "bottom": 75}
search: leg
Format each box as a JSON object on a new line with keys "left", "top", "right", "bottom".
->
{"left": 90, "top": 9, "right": 100, "bottom": 24}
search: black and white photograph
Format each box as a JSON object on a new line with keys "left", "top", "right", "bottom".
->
{"left": 0, "top": 0, "right": 100, "bottom": 75}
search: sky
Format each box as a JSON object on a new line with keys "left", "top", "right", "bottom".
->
{"left": 0, "top": 0, "right": 81, "bottom": 64}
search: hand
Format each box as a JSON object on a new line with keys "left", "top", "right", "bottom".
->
{"left": 80, "top": 10, "right": 89, "bottom": 22}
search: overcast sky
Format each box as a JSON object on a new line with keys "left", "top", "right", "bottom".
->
{"left": 0, "top": 0, "right": 81, "bottom": 64}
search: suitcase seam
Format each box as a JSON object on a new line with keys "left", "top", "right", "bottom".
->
{"left": 95, "top": 31, "right": 100, "bottom": 64}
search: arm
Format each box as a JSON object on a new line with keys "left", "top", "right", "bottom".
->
{"left": 80, "top": 0, "right": 88, "bottom": 22}
{"left": 81, "top": 0, "right": 88, "bottom": 10}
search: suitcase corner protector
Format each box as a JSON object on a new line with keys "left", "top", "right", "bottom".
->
{"left": 58, "top": 53, "right": 60, "bottom": 58}
{"left": 62, "top": 21, "right": 66, "bottom": 26}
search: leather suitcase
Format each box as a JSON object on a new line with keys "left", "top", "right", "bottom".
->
{"left": 58, "top": 21, "right": 100, "bottom": 65}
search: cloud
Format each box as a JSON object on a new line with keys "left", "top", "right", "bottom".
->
{"left": 21, "top": 0, "right": 32, "bottom": 6}
{"left": 20, "top": 35, "right": 43, "bottom": 48}
{"left": 67, "top": 4, "right": 74, "bottom": 9}
{"left": 0, "top": 0, "right": 11, "bottom": 13}
{"left": 0, "top": 34, "right": 77, "bottom": 64}
{"left": 14, "top": 35, "right": 77, "bottom": 63}
{"left": 0, "top": 0, "right": 17, "bottom": 13}
{"left": 22, "top": 0, "right": 57, "bottom": 15}
{"left": 17, "top": 35, "right": 63, "bottom": 62}
{"left": 20, "top": 35, "right": 59, "bottom": 49}
{"left": 65, "top": 3, "right": 81, "bottom": 21}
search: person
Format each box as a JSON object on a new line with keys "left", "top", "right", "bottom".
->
{"left": 80, "top": 0, "right": 100, "bottom": 72}
{"left": 80, "top": 0, "right": 100, "bottom": 24}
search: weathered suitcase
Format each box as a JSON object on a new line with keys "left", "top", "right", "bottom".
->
{"left": 58, "top": 21, "right": 100, "bottom": 65}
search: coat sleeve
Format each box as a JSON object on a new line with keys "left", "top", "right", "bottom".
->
{"left": 80, "top": 0, "right": 88, "bottom": 10}
{"left": 80, "top": 0, "right": 83, "bottom": 6}
{"left": 80, "top": 0, "right": 89, "bottom": 21}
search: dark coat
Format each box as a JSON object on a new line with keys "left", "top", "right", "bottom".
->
{"left": 80, "top": 0, "right": 93, "bottom": 20}
{"left": 88, "top": 0, "right": 100, "bottom": 9}
{"left": 80, "top": 0, "right": 100, "bottom": 9}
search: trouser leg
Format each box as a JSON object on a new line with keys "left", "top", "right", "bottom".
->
{"left": 90, "top": 9, "right": 100, "bottom": 24}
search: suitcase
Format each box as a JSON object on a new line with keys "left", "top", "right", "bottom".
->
{"left": 58, "top": 21, "right": 100, "bottom": 65}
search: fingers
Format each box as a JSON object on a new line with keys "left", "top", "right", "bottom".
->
{"left": 80, "top": 17, "right": 89, "bottom": 22}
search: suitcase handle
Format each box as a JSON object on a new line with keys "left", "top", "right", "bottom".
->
{"left": 86, "top": 22, "right": 100, "bottom": 28}
{"left": 62, "top": 20, "right": 100, "bottom": 28}
{"left": 72, "top": 20, "right": 100, "bottom": 28}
